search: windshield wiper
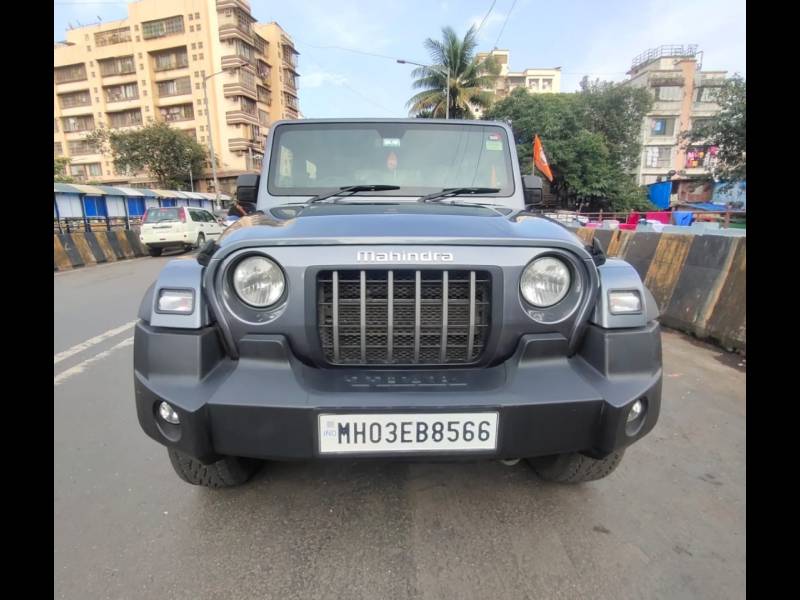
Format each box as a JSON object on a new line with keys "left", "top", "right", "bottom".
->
{"left": 305, "top": 184, "right": 400, "bottom": 205}
{"left": 417, "top": 187, "right": 501, "bottom": 203}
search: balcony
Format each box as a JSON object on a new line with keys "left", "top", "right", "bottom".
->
{"left": 222, "top": 54, "right": 254, "bottom": 70}
{"left": 219, "top": 21, "right": 253, "bottom": 45}
{"left": 216, "top": 0, "right": 251, "bottom": 11}
{"left": 226, "top": 110, "right": 260, "bottom": 126}
{"left": 227, "top": 136, "right": 263, "bottom": 153}
{"left": 223, "top": 81, "right": 257, "bottom": 101}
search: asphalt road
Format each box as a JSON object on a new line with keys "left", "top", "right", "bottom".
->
{"left": 54, "top": 255, "right": 746, "bottom": 600}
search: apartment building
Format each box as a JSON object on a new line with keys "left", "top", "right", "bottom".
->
{"left": 53, "top": 0, "right": 300, "bottom": 194}
{"left": 473, "top": 49, "right": 561, "bottom": 117}
{"left": 622, "top": 45, "right": 726, "bottom": 185}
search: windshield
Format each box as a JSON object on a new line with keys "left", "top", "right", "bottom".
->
{"left": 267, "top": 122, "right": 515, "bottom": 198}
{"left": 143, "top": 208, "right": 180, "bottom": 223}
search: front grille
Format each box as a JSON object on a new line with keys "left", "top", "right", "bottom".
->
{"left": 317, "top": 269, "right": 491, "bottom": 366}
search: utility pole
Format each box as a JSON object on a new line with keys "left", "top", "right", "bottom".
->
{"left": 202, "top": 63, "right": 245, "bottom": 208}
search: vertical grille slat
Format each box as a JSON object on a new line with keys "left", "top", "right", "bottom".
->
{"left": 413, "top": 270, "right": 421, "bottom": 363}
{"left": 467, "top": 271, "right": 476, "bottom": 361}
{"left": 360, "top": 270, "right": 366, "bottom": 363}
{"left": 440, "top": 271, "right": 449, "bottom": 363}
{"left": 318, "top": 268, "right": 490, "bottom": 366}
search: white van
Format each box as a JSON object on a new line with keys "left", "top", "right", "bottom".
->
{"left": 139, "top": 206, "right": 223, "bottom": 257}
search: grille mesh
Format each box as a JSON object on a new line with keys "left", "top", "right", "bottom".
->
{"left": 317, "top": 269, "right": 491, "bottom": 366}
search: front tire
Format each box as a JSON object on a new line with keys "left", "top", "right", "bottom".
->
{"left": 527, "top": 450, "right": 625, "bottom": 483}
{"left": 167, "top": 448, "right": 261, "bottom": 488}
{"left": 148, "top": 247, "right": 163, "bottom": 257}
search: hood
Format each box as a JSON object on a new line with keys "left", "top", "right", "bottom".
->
{"left": 216, "top": 203, "right": 584, "bottom": 250}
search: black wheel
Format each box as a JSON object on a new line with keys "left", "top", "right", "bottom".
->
{"left": 527, "top": 450, "right": 625, "bottom": 483}
{"left": 194, "top": 233, "right": 206, "bottom": 249}
{"left": 148, "top": 247, "right": 163, "bottom": 257}
{"left": 167, "top": 448, "right": 261, "bottom": 489}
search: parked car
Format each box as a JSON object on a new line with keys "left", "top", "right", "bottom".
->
{"left": 139, "top": 206, "right": 223, "bottom": 256}
{"left": 135, "top": 118, "right": 662, "bottom": 488}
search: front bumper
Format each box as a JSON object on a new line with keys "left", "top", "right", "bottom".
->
{"left": 134, "top": 322, "right": 662, "bottom": 463}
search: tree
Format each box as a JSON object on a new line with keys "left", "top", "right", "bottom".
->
{"left": 681, "top": 75, "right": 746, "bottom": 185}
{"left": 87, "top": 121, "right": 207, "bottom": 189}
{"left": 54, "top": 157, "right": 74, "bottom": 183}
{"left": 485, "top": 82, "right": 653, "bottom": 211}
{"left": 406, "top": 25, "right": 500, "bottom": 119}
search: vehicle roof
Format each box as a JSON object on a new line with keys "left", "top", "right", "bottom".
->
{"left": 269, "top": 118, "right": 509, "bottom": 127}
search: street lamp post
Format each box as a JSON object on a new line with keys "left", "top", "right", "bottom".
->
{"left": 202, "top": 63, "right": 244, "bottom": 209}
{"left": 397, "top": 59, "right": 450, "bottom": 119}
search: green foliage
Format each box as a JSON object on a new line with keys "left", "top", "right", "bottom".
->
{"left": 87, "top": 121, "right": 207, "bottom": 189}
{"left": 406, "top": 25, "right": 501, "bottom": 119}
{"left": 54, "top": 157, "right": 73, "bottom": 183}
{"left": 485, "top": 81, "right": 654, "bottom": 211}
{"left": 681, "top": 75, "right": 746, "bottom": 185}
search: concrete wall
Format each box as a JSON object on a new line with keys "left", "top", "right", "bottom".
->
{"left": 576, "top": 227, "right": 746, "bottom": 354}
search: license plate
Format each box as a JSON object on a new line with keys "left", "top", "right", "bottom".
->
{"left": 318, "top": 412, "right": 499, "bottom": 454}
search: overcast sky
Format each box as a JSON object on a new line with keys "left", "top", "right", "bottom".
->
{"left": 54, "top": 0, "right": 746, "bottom": 118}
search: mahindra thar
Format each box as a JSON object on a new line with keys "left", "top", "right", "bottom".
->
{"left": 134, "top": 119, "right": 662, "bottom": 488}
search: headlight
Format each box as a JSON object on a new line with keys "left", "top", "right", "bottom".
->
{"left": 520, "top": 257, "right": 571, "bottom": 307}
{"left": 232, "top": 256, "right": 285, "bottom": 307}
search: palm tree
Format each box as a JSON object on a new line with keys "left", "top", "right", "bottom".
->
{"left": 406, "top": 25, "right": 500, "bottom": 119}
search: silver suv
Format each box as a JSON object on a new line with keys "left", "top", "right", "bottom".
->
{"left": 134, "top": 119, "right": 662, "bottom": 488}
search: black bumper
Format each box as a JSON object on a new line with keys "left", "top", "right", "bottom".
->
{"left": 134, "top": 322, "right": 662, "bottom": 463}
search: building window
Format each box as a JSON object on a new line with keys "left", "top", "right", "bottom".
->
{"left": 62, "top": 114, "right": 95, "bottom": 133}
{"left": 692, "top": 117, "right": 713, "bottom": 131}
{"left": 650, "top": 117, "right": 676, "bottom": 136}
{"left": 190, "top": 26, "right": 195, "bottom": 33}
{"left": 54, "top": 63, "right": 87, "bottom": 84}
{"left": 695, "top": 87, "right": 721, "bottom": 103}
{"left": 284, "top": 70, "right": 298, "bottom": 89}
{"left": 159, "top": 103, "right": 194, "bottom": 122}
{"left": 67, "top": 138, "right": 99, "bottom": 156}
{"left": 142, "top": 15, "right": 185, "bottom": 40}
{"left": 234, "top": 39, "right": 254, "bottom": 63}
{"left": 644, "top": 146, "right": 672, "bottom": 168}
{"left": 104, "top": 82, "right": 139, "bottom": 103}
{"left": 257, "top": 60, "right": 271, "bottom": 80}
{"left": 655, "top": 86, "right": 682, "bottom": 101}
{"left": 253, "top": 35, "right": 266, "bottom": 55}
{"left": 258, "top": 109, "right": 269, "bottom": 125}
{"left": 58, "top": 90, "right": 92, "bottom": 109}
{"left": 685, "top": 145, "right": 719, "bottom": 169}
{"left": 54, "top": 142, "right": 63, "bottom": 157}
{"left": 108, "top": 108, "right": 143, "bottom": 128}
{"left": 152, "top": 47, "right": 189, "bottom": 71}
{"left": 98, "top": 55, "right": 135, "bottom": 77}
{"left": 94, "top": 27, "right": 131, "bottom": 47}
{"left": 541, "top": 78, "right": 552, "bottom": 91}
{"left": 527, "top": 79, "right": 539, "bottom": 91}
{"left": 239, "top": 68, "right": 255, "bottom": 89}
{"left": 69, "top": 163, "right": 102, "bottom": 180}
{"left": 257, "top": 85, "right": 271, "bottom": 105}
{"left": 239, "top": 96, "right": 257, "bottom": 115}
{"left": 182, "top": 128, "right": 197, "bottom": 140}
{"left": 196, "top": 24, "right": 201, "bottom": 31}
{"left": 157, "top": 76, "right": 192, "bottom": 97}
{"left": 191, "top": 43, "right": 196, "bottom": 50}
{"left": 194, "top": 12, "right": 200, "bottom": 19}
{"left": 198, "top": 42, "right": 203, "bottom": 49}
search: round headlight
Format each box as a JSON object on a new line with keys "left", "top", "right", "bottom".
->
{"left": 232, "top": 256, "right": 285, "bottom": 307}
{"left": 520, "top": 257, "right": 571, "bottom": 307}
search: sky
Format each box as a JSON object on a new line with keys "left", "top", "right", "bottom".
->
{"left": 54, "top": 0, "right": 746, "bottom": 119}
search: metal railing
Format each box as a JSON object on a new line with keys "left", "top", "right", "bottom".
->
{"left": 54, "top": 216, "right": 143, "bottom": 234}
{"left": 631, "top": 44, "right": 699, "bottom": 70}
{"left": 541, "top": 209, "right": 746, "bottom": 229}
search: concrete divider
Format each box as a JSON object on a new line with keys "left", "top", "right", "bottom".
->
{"left": 54, "top": 230, "right": 149, "bottom": 271}
{"left": 570, "top": 226, "right": 745, "bottom": 353}
{"left": 644, "top": 233, "right": 694, "bottom": 313}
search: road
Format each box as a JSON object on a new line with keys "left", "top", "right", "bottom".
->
{"left": 54, "top": 255, "right": 746, "bottom": 600}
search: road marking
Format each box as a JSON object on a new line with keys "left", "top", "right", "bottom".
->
{"left": 54, "top": 336, "right": 134, "bottom": 386}
{"left": 54, "top": 321, "right": 137, "bottom": 365}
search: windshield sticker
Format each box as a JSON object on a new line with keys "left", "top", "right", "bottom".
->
{"left": 486, "top": 140, "right": 503, "bottom": 151}
{"left": 387, "top": 151, "right": 398, "bottom": 171}
{"left": 383, "top": 138, "right": 401, "bottom": 147}
{"left": 488, "top": 133, "right": 501, "bottom": 141}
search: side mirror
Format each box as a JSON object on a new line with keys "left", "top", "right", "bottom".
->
{"left": 522, "top": 174, "right": 544, "bottom": 207}
{"left": 236, "top": 173, "right": 260, "bottom": 205}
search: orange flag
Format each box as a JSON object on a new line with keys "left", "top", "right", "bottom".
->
{"left": 533, "top": 135, "right": 554, "bottom": 182}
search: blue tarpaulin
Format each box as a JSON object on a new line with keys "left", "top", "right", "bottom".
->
{"left": 647, "top": 181, "right": 672, "bottom": 209}
{"left": 673, "top": 211, "right": 694, "bottom": 226}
